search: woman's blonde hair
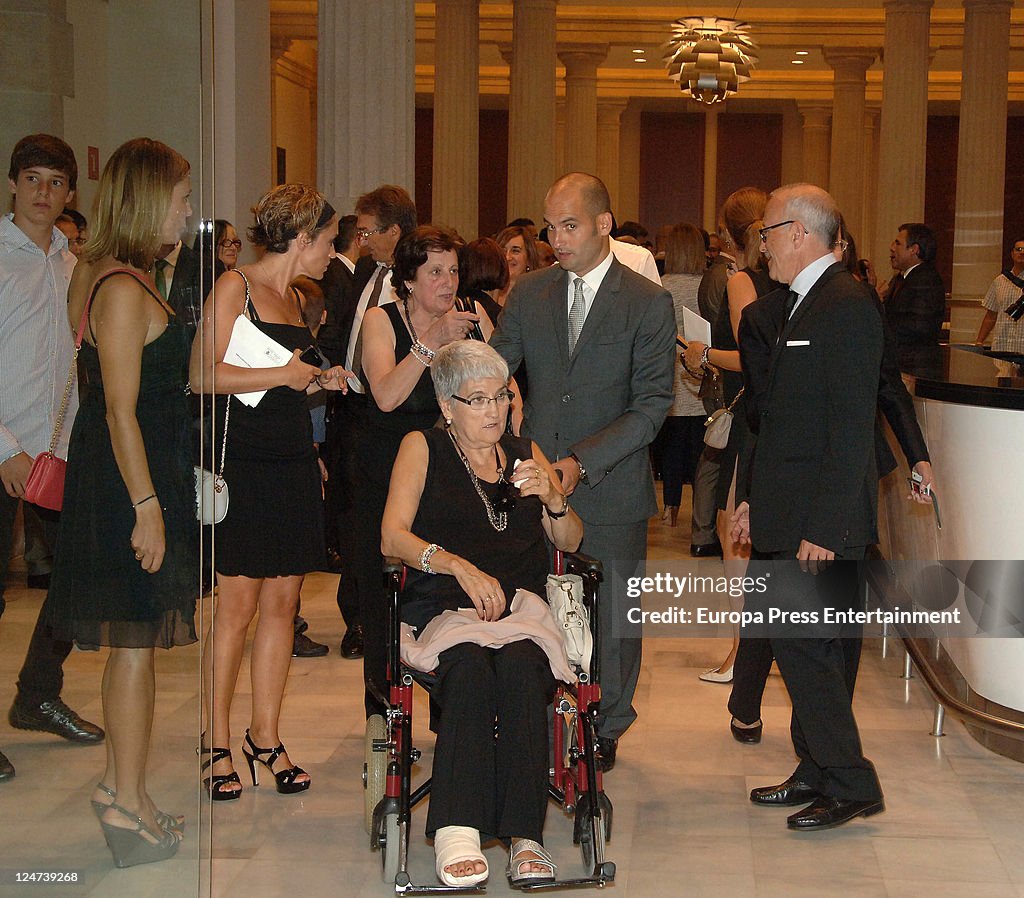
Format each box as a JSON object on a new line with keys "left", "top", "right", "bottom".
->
{"left": 720, "top": 186, "right": 768, "bottom": 271}
{"left": 664, "top": 223, "right": 706, "bottom": 275}
{"left": 248, "top": 184, "right": 334, "bottom": 254}
{"left": 84, "top": 138, "right": 190, "bottom": 270}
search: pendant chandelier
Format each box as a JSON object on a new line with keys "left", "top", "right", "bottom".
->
{"left": 662, "top": 16, "right": 759, "bottom": 106}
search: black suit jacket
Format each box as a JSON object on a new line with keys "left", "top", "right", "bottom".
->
{"left": 745, "top": 262, "right": 883, "bottom": 554}
{"left": 883, "top": 261, "right": 945, "bottom": 351}
{"left": 167, "top": 242, "right": 202, "bottom": 334}
{"left": 317, "top": 254, "right": 376, "bottom": 366}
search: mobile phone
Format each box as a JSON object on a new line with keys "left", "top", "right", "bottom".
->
{"left": 676, "top": 336, "right": 689, "bottom": 350}
{"left": 907, "top": 471, "right": 942, "bottom": 529}
{"left": 454, "top": 297, "right": 485, "bottom": 342}
{"left": 300, "top": 344, "right": 328, "bottom": 368}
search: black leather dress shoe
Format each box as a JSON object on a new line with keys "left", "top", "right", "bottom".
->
{"left": 787, "top": 796, "right": 885, "bottom": 830}
{"left": 730, "top": 717, "right": 763, "bottom": 744}
{"left": 8, "top": 699, "right": 104, "bottom": 744}
{"left": 0, "top": 750, "right": 14, "bottom": 783}
{"left": 596, "top": 737, "right": 618, "bottom": 772}
{"left": 750, "top": 777, "right": 820, "bottom": 806}
{"left": 340, "top": 625, "right": 364, "bottom": 659}
{"left": 690, "top": 542, "right": 723, "bottom": 558}
{"left": 292, "top": 632, "right": 329, "bottom": 657}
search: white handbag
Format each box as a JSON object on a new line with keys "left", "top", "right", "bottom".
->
{"left": 703, "top": 386, "right": 745, "bottom": 449}
{"left": 545, "top": 573, "right": 593, "bottom": 673}
{"left": 194, "top": 395, "right": 230, "bottom": 525}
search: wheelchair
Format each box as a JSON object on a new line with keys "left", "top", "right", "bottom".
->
{"left": 364, "top": 552, "right": 616, "bottom": 894}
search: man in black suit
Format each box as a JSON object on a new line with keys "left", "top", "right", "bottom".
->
{"left": 732, "top": 183, "right": 885, "bottom": 830}
{"left": 160, "top": 237, "right": 201, "bottom": 341}
{"left": 491, "top": 173, "right": 676, "bottom": 769}
{"left": 882, "top": 222, "right": 945, "bottom": 364}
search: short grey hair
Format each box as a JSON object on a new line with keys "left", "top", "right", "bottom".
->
{"left": 772, "top": 183, "right": 840, "bottom": 247}
{"left": 432, "top": 341, "right": 510, "bottom": 403}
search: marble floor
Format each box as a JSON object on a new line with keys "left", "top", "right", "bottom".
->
{"left": 2, "top": 488, "right": 1024, "bottom": 897}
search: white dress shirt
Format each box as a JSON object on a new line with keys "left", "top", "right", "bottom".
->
{"left": 0, "top": 214, "right": 79, "bottom": 462}
{"left": 345, "top": 262, "right": 397, "bottom": 393}
{"left": 610, "top": 237, "right": 662, "bottom": 286}
{"left": 565, "top": 248, "right": 616, "bottom": 327}
{"left": 788, "top": 253, "right": 838, "bottom": 318}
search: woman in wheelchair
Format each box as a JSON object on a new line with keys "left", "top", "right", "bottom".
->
{"left": 381, "top": 340, "right": 583, "bottom": 888}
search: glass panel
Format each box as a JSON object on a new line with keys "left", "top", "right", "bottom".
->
{"left": 0, "top": 1, "right": 211, "bottom": 894}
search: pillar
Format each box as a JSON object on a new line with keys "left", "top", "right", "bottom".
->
{"left": 432, "top": 0, "right": 479, "bottom": 238}
{"left": 318, "top": 0, "right": 415, "bottom": 213}
{"left": 824, "top": 49, "right": 876, "bottom": 238}
{"left": 617, "top": 100, "right": 642, "bottom": 223}
{"left": 797, "top": 102, "right": 831, "bottom": 191}
{"left": 861, "top": 105, "right": 881, "bottom": 256}
{"left": 874, "top": 0, "right": 933, "bottom": 267}
{"left": 0, "top": 1, "right": 73, "bottom": 165}
{"left": 951, "top": 0, "right": 1013, "bottom": 310}
{"left": 270, "top": 34, "right": 292, "bottom": 183}
{"left": 558, "top": 43, "right": 608, "bottom": 176}
{"left": 780, "top": 101, "right": 804, "bottom": 187}
{"left": 507, "top": 0, "right": 557, "bottom": 220}
{"left": 702, "top": 107, "right": 720, "bottom": 233}
{"left": 596, "top": 98, "right": 627, "bottom": 211}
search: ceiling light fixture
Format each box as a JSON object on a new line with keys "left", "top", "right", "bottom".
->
{"left": 632, "top": 49, "right": 646, "bottom": 54}
{"left": 662, "top": 16, "right": 759, "bottom": 105}
{"left": 795, "top": 50, "right": 809, "bottom": 56}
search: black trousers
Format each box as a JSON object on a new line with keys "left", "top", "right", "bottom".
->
{"left": 331, "top": 393, "right": 366, "bottom": 632}
{"left": 761, "top": 548, "right": 881, "bottom": 802}
{"left": 427, "top": 640, "right": 555, "bottom": 842}
{"left": 0, "top": 490, "right": 72, "bottom": 705}
{"left": 727, "top": 636, "right": 774, "bottom": 726}
{"left": 660, "top": 415, "right": 705, "bottom": 508}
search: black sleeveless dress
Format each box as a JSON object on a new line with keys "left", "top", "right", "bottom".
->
{"left": 400, "top": 429, "right": 551, "bottom": 632}
{"left": 47, "top": 270, "right": 197, "bottom": 649}
{"left": 713, "top": 266, "right": 782, "bottom": 510}
{"left": 214, "top": 286, "right": 325, "bottom": 577}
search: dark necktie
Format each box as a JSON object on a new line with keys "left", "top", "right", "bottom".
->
{"left": 154, "top": 259, "right": 170, "bottom": 301}
{"left": 351, "top": 266, "right": 387, "bottom": 382}
{"left": 783, "top": 289, "right": 799, "bottom": 321}
{"left": 888, "top": 273, "right": 905, "bottom": 302}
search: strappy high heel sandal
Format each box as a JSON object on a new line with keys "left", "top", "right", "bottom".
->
{"left": 198, "top": 745, "right": 242, "bottom": 801}
{"left": 91, "top": 782, "right": 185, "bottom": 834}
{"left": 241, "top": 729, "right": 311, "bottom": 795}
{"left": 99, "top": 801, "right": 179, "bottom": 869}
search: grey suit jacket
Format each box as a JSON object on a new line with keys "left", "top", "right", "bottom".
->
{"left": 490, "top": 256, "right": 676, "bottom": 524}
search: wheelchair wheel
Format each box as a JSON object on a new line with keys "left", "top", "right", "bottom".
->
{"left": 379, "top": 811, "right": 401, "bottom": 883}
{"left": 364, "top": 714, "right": 387, "bottom": 834}
{"left": 575, "top": 791, "right": 612, "bottom": 871}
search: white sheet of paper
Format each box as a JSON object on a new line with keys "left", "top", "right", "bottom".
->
{"left": 223, "top": 314, "right": 292, "bottom": 407}
{"left": 682, "top": 306, "right": 712, "bottom": 346}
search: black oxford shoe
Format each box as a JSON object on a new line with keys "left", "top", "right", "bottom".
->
{"left": 750, "top": 776, "right": 820, "bottom": 806}
{"left": 8, "top": 698, "right": 104, "bottom": 744}
{"left": 730, "top": 717, "right": 763, "bottom": 744}
{"left": 787, "top": 796, "right": 885, "bottom": 830}
{"left": 292, "top": 632, "right": 329, "bottom": 657}
{"left": 340, "top": 625, "right": 364, "bottom": 659}
{"left": 0, "top": 750, "right": 14, "bottom": 783}
{"left": 596, "top": 737, "right": 618, "bottom": 772}
{"left": 690, "top": 542, "right": 723, "bottom": 558}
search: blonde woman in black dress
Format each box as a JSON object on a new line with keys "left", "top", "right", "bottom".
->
{"left": 190, "top": 185, "right": 350, "bottom": 800}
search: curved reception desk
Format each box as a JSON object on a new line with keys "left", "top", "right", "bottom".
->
{"left": 876, "top": 345, "right": 1024, "bottom": 761}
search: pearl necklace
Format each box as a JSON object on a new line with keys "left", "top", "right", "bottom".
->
{"left": 448, "top": 429, "right": 508, "bottom": 532}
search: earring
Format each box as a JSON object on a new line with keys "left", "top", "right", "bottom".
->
{"left": 444, "top": 418, "right": 452, "bottom": 427}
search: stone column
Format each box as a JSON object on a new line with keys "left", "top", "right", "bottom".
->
{"left": 780, "top": 101, "right": 804, "bottom": 187}
{"left": 558, "top": 43, "right": 608, "bottom": 176}
{"left": 555, "top": 99, "right": 566, "bottom": 177}
{"left": 824, "top": 49, "right": 876, "bottom": 239}
{"left": 797, "top": 102, "right": 831, "bottom": 190}
{"left": 270, "top": 34, "right": 293, "bottom": 182}
{"left": 507, "top": 0, "right": 557, "bottom": 220}
{"left": 874, "top": 0, "right": 933, "bottom": 266}
{"left": 432, "top": 0, "right": 479, "bottom": 238}
{"left": 596, "top": 98, "right": 627, "bottom": 211}
{"left": 702, "top": 106, "right": 720, "bottom": 233}
{"left": 861, "top": 105, "right": 881, "bottom": 255}
{"left": 318, "top": 0, "right": 415, "bottom": 213}
{"left": 617, "top": 100, "right": 642, "bottom": 223}
{"left": 951, "top": 0, "right": 1013, "bottom": 309}
{"left": 0, "top": 1, "right": 73, "bottom": 163}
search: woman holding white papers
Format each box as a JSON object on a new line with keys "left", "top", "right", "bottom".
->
{"left": 190, "top": 184, "right": 349, "bottom": 800}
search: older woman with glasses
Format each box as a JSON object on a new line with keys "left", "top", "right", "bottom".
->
{"left": 382, "top": 340, "right": 582, "bottom": 889}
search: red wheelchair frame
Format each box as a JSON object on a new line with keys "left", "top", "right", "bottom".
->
{"left": 365, "top": 553, "right": 615, "bottom": 894}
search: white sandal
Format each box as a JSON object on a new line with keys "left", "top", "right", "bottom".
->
{"left": 434, "top": 825, "right": 488, "bottom": 887}
{"left": 506, "top": 838, "right": 556, "bottom": 886}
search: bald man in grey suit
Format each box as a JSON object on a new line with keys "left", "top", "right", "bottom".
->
{"left": 490, "top": 173, "right": 675, "bottom": 768}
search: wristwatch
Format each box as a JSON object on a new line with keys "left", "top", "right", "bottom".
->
{"left": 546, "top": 494, "right": 570, "bottom": 518}
{"left": 568, "top": 452, "right": 588, "bottom": 485}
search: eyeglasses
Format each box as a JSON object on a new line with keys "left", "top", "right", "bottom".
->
{"left": 450, "top": 390, "right": 515, "bottom": 411}
{"left": 356, "top": 226, "right": 388, "bottom": 241}
{"left": 218, "top": 239, "right": 242, "bottom": 249}
{"left": 1013, "top": 246, "right": 1024, "bottom": 253}
{"left": 758, "top": 220, "right": 796, "bottom": 243}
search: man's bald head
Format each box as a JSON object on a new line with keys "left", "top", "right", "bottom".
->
{"left": 546, "top": 173, "right": 612, "bottom": 218}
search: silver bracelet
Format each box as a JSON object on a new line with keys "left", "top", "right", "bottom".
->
{"left": 409, "top": 347, "right": 431, "bottom": 368}
{"left": 700, "top": 345, "right": 712, "bottom": 368}
{"left": 411, "top": 340, "right": 436, "bottom": 361}
{"left": 420, "top": 543, "right": 443, "bottom": 574}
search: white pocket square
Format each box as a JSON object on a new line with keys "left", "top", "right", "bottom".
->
{"left": 786, "top": 340, "right": 811, "bottom": 347}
